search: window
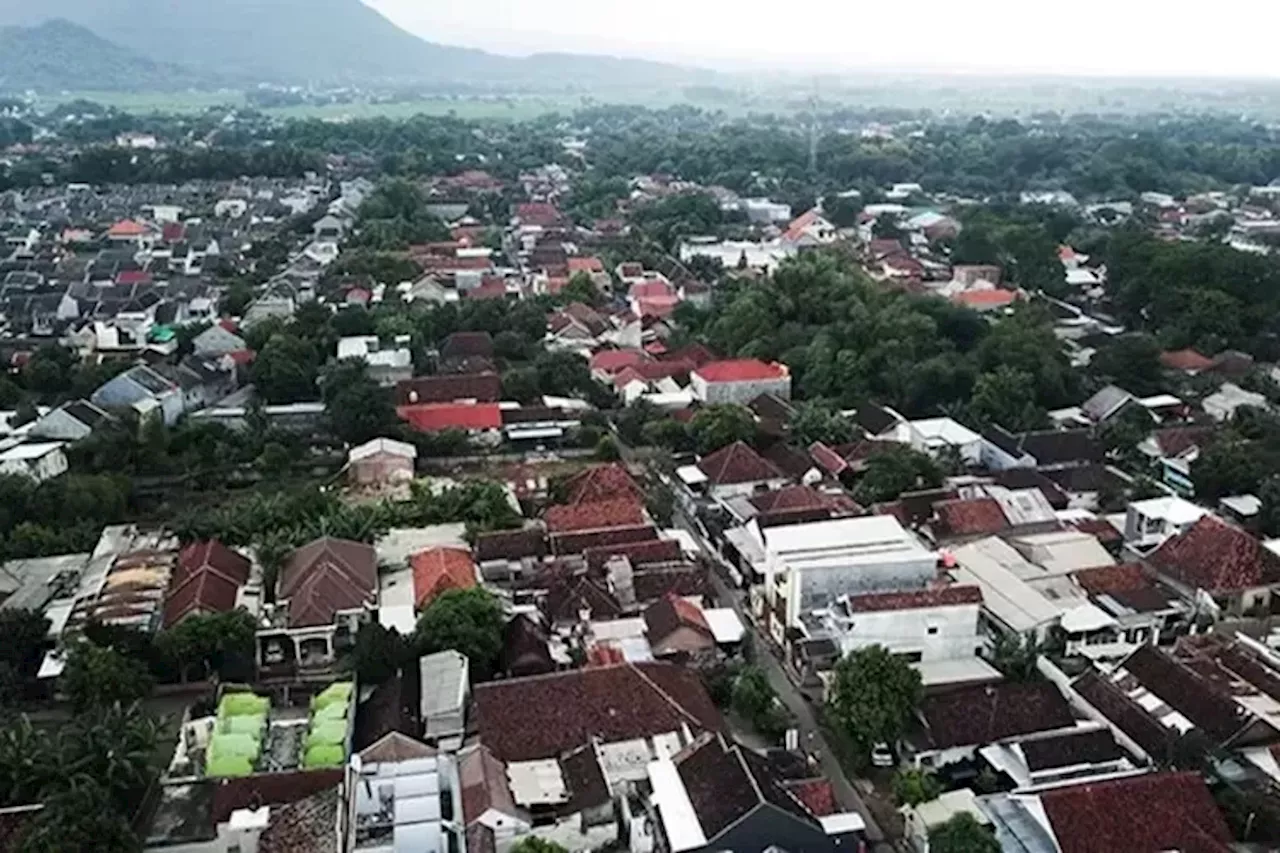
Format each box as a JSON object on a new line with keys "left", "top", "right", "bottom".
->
{"left": 927, "top": 626, "right": 939, "bottom": 635}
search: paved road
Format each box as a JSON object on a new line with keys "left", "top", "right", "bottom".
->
{"left": 677, "top": 510, "right": 898, "bottom": 852}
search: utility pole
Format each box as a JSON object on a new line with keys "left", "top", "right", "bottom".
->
{"left": 807, "top": 80, "right": 819, "bottom": 176}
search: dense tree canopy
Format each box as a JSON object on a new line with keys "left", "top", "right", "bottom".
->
{"left": 415, "top": 588, "right": 506, "bottom": 680}
{"left": 825, "top": 645, "right": 923, "bottom": 757}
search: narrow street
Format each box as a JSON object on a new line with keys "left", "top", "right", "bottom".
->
{"left": 676, "top": 508, "right": 899, "bottom": 852}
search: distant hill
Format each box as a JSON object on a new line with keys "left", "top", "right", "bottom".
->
{"left": 0, "top": 19, "right": 203, "bottom": 91}
{"left": 0, "top": 0, "right": 712, "bottom": 89}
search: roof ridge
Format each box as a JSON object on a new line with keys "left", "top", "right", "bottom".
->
{"left": 628, "top": 662, "right": 709, "bottom": 732}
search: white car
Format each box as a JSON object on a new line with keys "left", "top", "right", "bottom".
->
{"left": 871, "top": 742, "right": 896, "bottom": 768}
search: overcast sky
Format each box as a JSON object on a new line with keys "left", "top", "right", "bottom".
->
{"left": 367, "top": 0, "right": 1280, "bottom": 78}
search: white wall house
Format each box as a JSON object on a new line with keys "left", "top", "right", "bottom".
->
{"left": 0, "top": 442, "right": 68, "bottom": 482}
{"left": 1124, "top": 496, "right": 1208, "bottom": 550}
{"left": 758, "top": 516, "right": 938, "bottom": 645}
{"left": 802, "top": 586, "right": 985, "bottom": 664}
{"left": 891, "top": 418, "right": 984, "bottom": 467}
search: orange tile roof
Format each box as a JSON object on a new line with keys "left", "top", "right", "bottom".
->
{"left": 411, "top": 547, "right": 478, "bottom": 609}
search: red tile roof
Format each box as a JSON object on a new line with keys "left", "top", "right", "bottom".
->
{"left": 933, "top": 497, "right": 1009, "bottom": 537}
{"left": 1067, "top": 517, "right": 1123, "bottom": 543}
{"left": 473, "top": 662, "right": 722, "bottom": 762}
{"left": 108, "top": 219, "right": 147, "bottom": 237}
{"left": 590, "top": 349, "right": 648, "bottom": 375}
{"left": 411, "top": 547, "right": 478, "bottom": 609}
{"left": 163, "top": 540, "right": 251, "bottom": 628}
{"left": 584, "top": 537, "right": 683, "bottom": 572}
{"left": 1160, "top": 349, "right": 1214, "bottom": 373}
{"left": 694, "top": 359, "right": 788, "bottom": 383}
{"left": 749, "top": 485, "right": 849, "bottom": 515}
{"left": 662, "top": 343, "right": 717, "bottom": 367}
{"left": 920, "top": 682, "right": 1075, "bottom": 749}
{"left": 844, "top": 585, "right": 982, "bottom": 613}
{"left": 807, "top": 441, "right": 848, "bottom": 475}
{"left": 1039, "top": 771, "right": 1232, "bottom": 853}
{"left": 1147, "top": 514, "right": 1280, "bottom": 593}
{"left": 515, "top": 203, "right": 564, "bottom": 227}
{"left": 697, "top": 441, "right": 784, "bottom": 486}
{"left": 116, "top": 269, "right": 153, "bottom": 285}
{"left": 398, "top": 403, "right": 503, "bottom": 432}
{"left": 161, "top": 222, "right": 186, "bottom": 243}
{"left": 1073, "top": 563, "right": 1153, "bottom": 595}
{"left": 551, "top": 525, "right": 658, "bottom": 557}
{"left": 278, "top": 537, "right": 377, "bottom": 628}
{"left": 561, "top": 463, "right": 645, "bottom": 506}
{"left": 785, "top": 779, "right": 838, "bottom": 817}
{"left": 951, "top": 288, "right": 1018, "bottom": 308}
{"left": 544, "top": 498, "right": 647, "bottom": 534}
{"left": 396, "top": 373, "right": 501, "bottom": 405}
{"left": 1151, "top": 425, "right": 1216, "bottom": 458}
{"left": 643, "top": 593, "right": 713, "bottom": 647}
{"left": 211, "top": 769, "right": 344, "bottom": 824}
{"left": 568, "top": 256, "right": 605, "bottom": 273}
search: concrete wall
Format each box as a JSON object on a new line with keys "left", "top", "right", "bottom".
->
{"left": 691, "top": 375, "right": 792, "bottom": 406}
{"left": 833, "top": 602, "right": 983, "bottom": 662}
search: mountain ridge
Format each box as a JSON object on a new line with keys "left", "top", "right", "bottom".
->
{"left": 0, "top": 0, "right": 712, "bottom": 89}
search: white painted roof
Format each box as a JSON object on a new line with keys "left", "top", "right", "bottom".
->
{"left": 0, "top": 441, "right": 64, "bottom": 461}
{"left": 349, "top": 437, "right": 417, "bottom": 463}
{"left": 905, "top": 417, "right": 981, "bottom": 446}
{"left": 647, "top": 756, "right": 707, "bottom": 852}
{"left": 703, "top": 608, "right": 746, "bottom": 644}
{"left": 419, "top": 650, "right": 468, "bottom": 718}
{"left": 819, "top": 812, "right": 868, "bottom": 835}
{"left": 951, "top": 538, "right": 1064, "bottom": 633}
{"left": 676, "top": 465, "right": 708, "bottom": 485}
{"left": 1129, "top": 496, "right": 1209, "bottom": 526}
{"left": 763, "top": 515, "right": 931, "bottom": 565}
{"left": 913, "top": 656, "right": 1003, "bottom": 687}
{"left": 907, "top": 789, "right": 990, "bottom": 829}
{"left": 1060, "top": 602, "right": 1118, "bottom": 633}
{"left": 1222, "top": 494, "right": 1262, "bottom": 517}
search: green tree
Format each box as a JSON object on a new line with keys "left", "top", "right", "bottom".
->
{"left": 853, "top": 445, "right": 944, "bottom": 504}
{"left": 559, "top": 272, "right": 601, "bottom": 306}
{"left": 969, "top": 367, "right": 1048, "bottom": 431}
{"left": 642, "top": 418, "right": 693, "bottom": 452}
{"left": 825, "top": 645, "right": 922, "bottom": 757}
{"left": 154, "top": 610, "right": 256, "bottom": 683}
{"left": 1192, "top": 434, "right": 1260, "bottom": 501}
{"left": 218, "top": 279, "right": 256, "bottom": 317}
{"left": 17, "top": 780, "right": 140, "bottom": 853}
{"left": 791, "top": 402, "right": 855, "bottom": 446}
{"left": 509, "top": 839, "right": 570, "bottom": 853}
{"left": 353, "top": 621, "right": 409, "bottom": 685}
{"left": 0, "top": 609, "right": 50, "bottom": 680}
{"left": 415, "top": 588, "right": 505, "bottom": 679}
{"left": 251, "top": 333, "right": 319, "bottom": 404}
{"left": 893, "top": 768, "right": 943, "bottom": 806}
{"left": 501, "top": 367, "right": 541, "bottom": 405}
{"left": 60, "top": 642, "right": 154, "bottom": 712}
{"left": 950, "top": 225, "right": 1001, "bottom": 266}
{"left": 595, "top": 435, "right": 622, "bottom": 461}
{"left": 321, "top": 359, "right": 397, "bottom": 446}
{"left": 1090, "top": 333, "right": 1164, "bottom": 397}
{"left": 928, "top": 813, "right": 1000, "bottom": 853}
{"left": 1101, "top": 405, "right": 1155, "bottom": 467}
{"left": 987, "top": 633, "right": 1042, "bottom": 682}
{"left": 1258, "top": 475, "right": 1280, "bottom": 538}
{"left": 646, "top": 481, "right": 676, "bottom": 528}
{"left": 824, "top": 195, "right": 862, "bottom": 229}
{"left": 20, "top": 345, "right": 76, "bottom": 397}
{"left": 690, "top": 404, "right": 756, "bottom": 455}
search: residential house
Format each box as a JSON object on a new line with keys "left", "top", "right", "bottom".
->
{"left": 336, "top": 335, "right": 413, "bottom": 387}
{"left": 1204, "top": 381, "right": 1269, "bottom": 422}
{"left": 91, "top": 363, "right": 184, "bottom": 425}
{"left": 472, "top": 662, "right": 722, "bottom": 850}
{"left": 398, "top": 403, "right": 503, "bottom": 443}
{"left": 396, "top": 373, "right": 502, "bottom": 406}
{"left": 1078, "top": 643, "right": 1280, "bottom": 764}
{"left": 347, "top": 731, "right": 466, "bottom": 853}
{"left": 798, "top": 585, "right": 1001, "bottom": 690}
{"left": 979, "top": 726, "right": 1133, "bottom": 791}
{"left": 981, "top": 425, "right": 1103, "bottom": 472}
{"left": 981, "top": 771, "right": 1231, "bottom": 853}
{"left": 257, "top": 537, "right": 377, "bottom": 675}
{"left": 911, "top": 681, "right": 1077, "bottom": 771}
{"left": 411, "top": 547, "right": 478, "bottom": 610}
{"left": 645, "top": 733, "right": 861, "bottom": 853}
{"left": 643, "top": 594, "right": 717, "bottom": 659}
{"left": 1160, "top": 348, "right": 1214, "bottom": 376}
{"left": 753, "top": 515, "right": 938, "bottom": 646}
{"left": 347, "top": 437, "right": 417, "bottom": 488}
{"left": 1138, "top": 425, "right": 1217, "bottom": 495}
{"left": 1080, "top": 384, "right": 1140, "bottom": 424}
{"left": 0, "top": 442, "right": 67, "bottom": 482}
{"left": 192, "top": 322, "right": 247, "bottom": 357}
{"left": 890, "top": 417, "right": 983, "bottom": 467}
{"left": 420, "top": 649, "right": 470, "bottom": 750}
{"left": 900, "top": 789, "right": 993, "bottom": 853}
{"left": 781, "top": 209, "right": 837, "bottom": 246}
{"left": 154, "top": 356, "right": 238, "bottom": 415}
{"left": 690, "top": 359, "right": 791, "bottom": 406}
{"left": 1124, "top": 495, "right": 1210, "bottom": 550}
{"left": 694, "top": 441, "right": 789, "bottom": 500}
{"left": 1144, "top": 514, "right": 1280, "bottom": 616}
{"left": 162, "top": 540, "right": 253, "bottom": 628}
{"left": 543, "top": 498, "right": 654, "bottom": 556}
{"left": 500, "top": 614, "right": 556, "bottom": 678}
{"left": 1068, "top": 563, "right": 1188, "bottom": 659}
{"left": 438, "top": 331, "right": 495, "bottom": 372}
{"left": 26, "top": 399, "right": 113, "bottom": 443}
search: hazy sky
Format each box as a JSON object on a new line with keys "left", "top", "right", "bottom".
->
{"left": 367, "top": 0, "right": 1280, "bottom": 78}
